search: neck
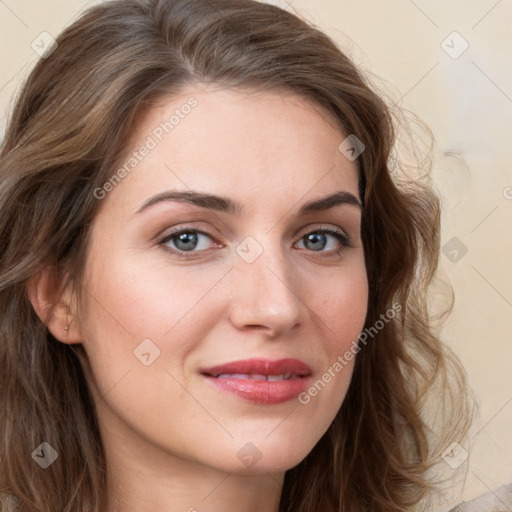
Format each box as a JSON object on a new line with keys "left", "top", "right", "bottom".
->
{"left": 98, "top": 405, "right": 285, "bottom": 512}
{"left": 105, "top": 450, "right": 284, "bottom": 512}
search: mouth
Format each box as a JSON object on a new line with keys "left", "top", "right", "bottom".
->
{"left": 214, "top": 372, "right": 296, "bottom": 381}
{"left": 199, "top": 358, "right": 312, "bottom": 404}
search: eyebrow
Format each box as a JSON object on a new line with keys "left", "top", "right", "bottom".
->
{"left": 135, "top": 189, "right": 362, "bottom": 216}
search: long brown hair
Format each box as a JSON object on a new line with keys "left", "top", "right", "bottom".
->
{"left": 0, "top": 0, "right": 472, "bottom": 510}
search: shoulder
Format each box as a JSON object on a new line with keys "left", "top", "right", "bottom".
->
{"left": 446, "top": 482, "right": 512, "bottom": 511}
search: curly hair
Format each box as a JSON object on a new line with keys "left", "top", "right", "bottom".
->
{"left": 0, "top": 0, "right": 472, "bottom": 510}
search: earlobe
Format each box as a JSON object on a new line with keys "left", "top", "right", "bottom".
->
{"left": 26, "top": 266, "right": 83, "bottom": 344}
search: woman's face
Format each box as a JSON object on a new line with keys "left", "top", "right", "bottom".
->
{"left": 76, "top": 85, "right": 368, "bottom": 476}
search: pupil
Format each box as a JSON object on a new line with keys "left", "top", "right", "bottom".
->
{"left": 175, "top": 232, "right": 198, "bottom": 251}
{"left": 306, "top": 233, "right": 326, "bottom": 251}
{"left": 173, "top": 232, "right": 327, "bottom": 252}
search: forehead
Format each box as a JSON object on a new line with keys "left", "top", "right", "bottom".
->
{"left": 106, "top": 85, "right": 360, "bottom": 214}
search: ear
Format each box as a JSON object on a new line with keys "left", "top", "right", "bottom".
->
{"left": 26, "top": 266, "right": 83, "bottom": 344}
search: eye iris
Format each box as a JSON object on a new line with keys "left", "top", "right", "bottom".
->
{"left": 305, "top": 232, "right": 327, "bottom": 251}
{"left": 175, "top": 232, "right": 198, "bottom": 251}
{"left": 166, "top": 230, "right": 338, "bottom": 253}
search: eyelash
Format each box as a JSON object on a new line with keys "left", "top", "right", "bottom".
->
{"left": 157, "top": 225, "right": 354, "bottom": 259}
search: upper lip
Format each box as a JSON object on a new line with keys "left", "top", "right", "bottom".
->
{"left": 199, "top": 358, "right": 312, "bottom": 377}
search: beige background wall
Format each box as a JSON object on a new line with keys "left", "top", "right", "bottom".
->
{"left": 1, "top": 0, "right": 511, "bottom": 509}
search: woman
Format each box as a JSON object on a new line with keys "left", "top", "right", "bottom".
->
{"left": 0, "top": 0, "right": 474, "bottom": 510}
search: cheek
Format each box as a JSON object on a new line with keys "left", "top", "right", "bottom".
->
{"left": 77, "top": 250, "right": 228, "bottom": 379}
{"left": 297, "top": 261, "right": 368, "bottom": 410}
{"left": 318, "top": 262, "right": 369, "bottom": 349}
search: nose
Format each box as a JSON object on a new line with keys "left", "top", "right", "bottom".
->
{"left": 228, "top": 237, "right": 305, "bottom": 338}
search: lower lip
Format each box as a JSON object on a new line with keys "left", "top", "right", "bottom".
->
{"left": 202, "top": 375, "right": 310, "bottom": 404}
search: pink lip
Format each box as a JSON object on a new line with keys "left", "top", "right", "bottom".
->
{"left": 199, "top": 358, "right": 312, "bottom": 405}
{"left": 200, "top": 358, "right": 311, "bottom": 377}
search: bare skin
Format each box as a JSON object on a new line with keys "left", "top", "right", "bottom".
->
{"left": 28, "top": 84, "right": 368, "bottom": 512}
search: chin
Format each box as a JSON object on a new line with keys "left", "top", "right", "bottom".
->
{"left": 212, "top": 429, "right": 321, "bottom": 475}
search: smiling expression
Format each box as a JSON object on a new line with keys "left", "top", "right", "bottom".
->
{"left": 75, "top": 84, "right": 369, "bottom": 475}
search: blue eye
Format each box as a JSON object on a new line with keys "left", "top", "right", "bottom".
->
{"left": 296, "top": 228, "right": 353, "bottom": 253}
{"left": 159, "top": 229, "right": 214, "bottom": 254}
{"left": 158, "top": 226, "right": 353, "bottom": 258}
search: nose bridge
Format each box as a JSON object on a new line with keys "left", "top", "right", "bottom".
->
{"left": 229, "top": 232, "right": 303, "bottom": 334}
